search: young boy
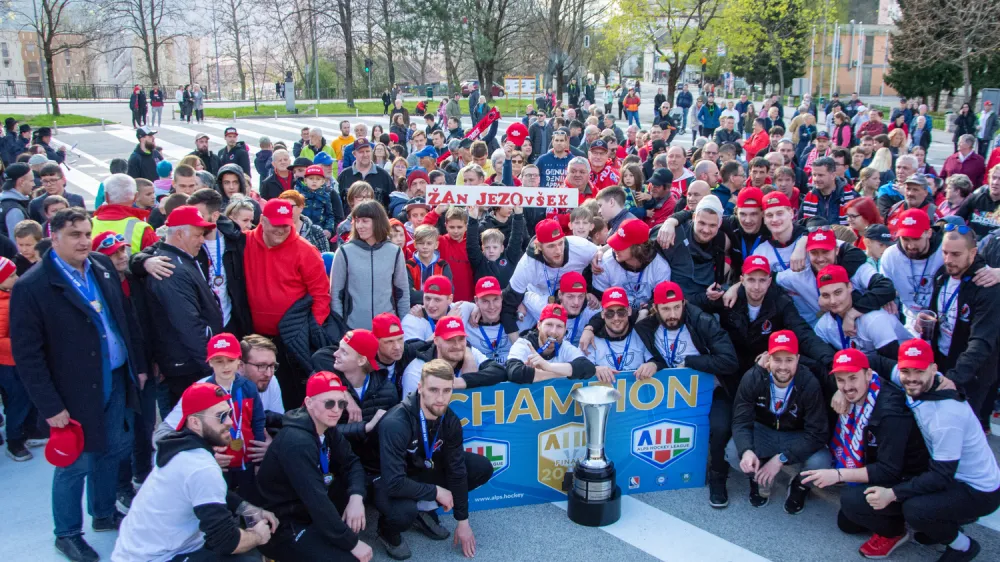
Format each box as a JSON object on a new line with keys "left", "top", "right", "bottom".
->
{"left": 134, "top": 178, "right": 156, "bottom": 211}
{"left": 862, "top": 224, "right": 892, "bottom": 271}
{"left": 40, "top": 196, "right": 68, "bottom": 237}
{"left": 422, "top": 204, "right": 474, "bottom": 301}
{"left": 589, "top": 215, "right": 609, "bottom": 245}
{"left": 406, "top": 224, "right": 452, "bottom": 302}
{"left": 402, "top": 198, "right": 430, "bottom": 235}
{"left": 466, "top": 205, "right": 525, "bottom": 287}
{"left": 0, "top": 256, "right": 45, "bottom": 460}
{"left": 297, "top": 165, "right": 336, "bottom": 238}
{"left": 570, "top": 207, "right": 595, "bottom": 239}
{"left": 596, "top": 186, "right": 635, "bottom": 233}
{"left": 12, "top": 220, "right": 42, "bottom": 276}
{"left": 388, "top": 217, "right": 412, "bottom": 260}
{"left": 153, "top": 160, "right": 173, "bottom": 198}
{"left": 254, "top": 136, "right": 274, "bottom": 179}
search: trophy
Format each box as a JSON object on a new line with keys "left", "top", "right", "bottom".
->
{"left": 564, "top": 385, "right": 622, "bottom": 526}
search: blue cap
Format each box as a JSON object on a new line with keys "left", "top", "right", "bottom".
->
{"left": 156, "top": 160, "right": 173, "bottom": 178}
{"left": 414, "top": 145, "right": 438, "bottom": 160}
{"left": 312, "top": 152, "right": 334, "bottom": 166}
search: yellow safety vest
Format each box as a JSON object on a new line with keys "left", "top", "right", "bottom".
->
{"left": 91, "top": 216, "right": 151, "bottom": 255}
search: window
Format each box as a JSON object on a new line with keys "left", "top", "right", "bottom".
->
{"left": 65, "top": 51, "right": 71, "bottom": 66}
{"left": 1, "top": 42, "right": 8, "bottom": 58}
{"left": 26, "top": 43, "right": 35, "bottom": 55}
{"left": 26, "top": 61, "right": 39, "bottom": 76}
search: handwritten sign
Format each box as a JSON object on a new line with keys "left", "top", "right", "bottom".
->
{"left": 426, "top": 185, "right": 579, "bottom": 209}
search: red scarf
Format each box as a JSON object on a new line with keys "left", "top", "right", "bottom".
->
{"left": 436, "top": 107, "right": 502, "bottom": 164}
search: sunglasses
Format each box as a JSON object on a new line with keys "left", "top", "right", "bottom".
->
{"left": 200, "top": 408, "right": 232, "bottom": 424}
{"left": 511, "top": 159, "right": 524, "bottom": 164}
{"left": 323, "top": 399, "right": 350, "bottom": 411}
{"left": 943, "top": 223, "right": 971, "bottom": 235}
{"left": 603, "top": 308, "right": 629, "bottom": 319}
{"left": 97, "top": 233, "right": 127, "bottom": 249}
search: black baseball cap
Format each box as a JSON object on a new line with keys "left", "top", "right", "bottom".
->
{"left": 589, "top": 139, "right": 609, "bottom": 152}
{"left": 649, "top": 168, "right": 673, "bottom": 187}
{"left": 292, "top": 157, "right": 313, "bottom": 169}
{"left": 864, "top": 224, "right": 892, "bottom": 244}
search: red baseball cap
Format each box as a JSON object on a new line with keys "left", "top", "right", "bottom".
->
{"left": 607, "top": 219, "right": 650, "bottom": 252}
{"left": 372, "top": 313, "right": 403, "bottom": 339}
{"left": 539, "top": 303, "right": 567, "bottom": 326}
{"left": 262, "top": 199, "right": 295, "bottom": 227}
{"left": 535, "top": 219, "right": 565, "bottom": 244}
{"left": 653, "top": 281, "right": 684, "bottom": 305}
{"left": 742, "top": 255, "right": 771, "bottom": 275}
{"left": 206, "top": 333, "right": 241, "bottom": 361}
{"left": 816, "top": 265, "right": 850, "bottom": 289}
{"left": 768, "top": 330, "right": 798, "bottom": 355}
{"left": 166, "top": 205, "right": 216, "bottom": 230}
{"left": 423, "top": 275, "right": 453, "bottom": 296}
{"left": 306, "top": 371, "right": 348, "bottom": 400}
{"left": 806, "top": 229, "right": 837, "bottom": 252}
{"left": 92, "top": 231, "right": 127, "bottom": 256}
{"left": 305, "top": 165, "right": 325, "bottom": 178}
{"left": 895, "top": 208, "right": 931, "bottom": 239}
{"left": 434, "top": 316, "right": 466, "bottom": 340}
{"left": 601, "top": 286, "right": 630, "bottom": 309}
{"left": 175, "top": 383, "right": 231, "bottom": 431}
{"left": 762, "top": 192, "right": 792, "bottom": 211}
{"left": 831, "top": 348, "right": 870, "bottom": 374}
{"left": 506, "top": 123, "right": 529, "bottom": 147}
{"left": 559, "top": 272, "right": 587, "bottom": 293}
{"left": 736, "top": 187, "right": 764, "bottom": 209}
{"left": 389, "top": 132, "right": 400, "bottom": 143}
{"left": 898, "top": 339, "right": 934, "bottom": 370}
{"left": 475, "top": 276, "right": 502, "bottom": 298}
{"left": 44, "top": 419, "right": 84, "bottom": 468}
{"left": 342, "top": 329, "right": 379, "bottom": 371}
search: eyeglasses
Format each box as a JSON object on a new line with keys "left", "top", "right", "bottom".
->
{"left": 943, "top": 223, "right": 972, "bottom": 235}
{"left": 41, "top": 177, "right": 63, "bottom": 185}
{"left": 246, "top": 362, "right": 279, "bottom": 372}
{"left": 846, "top": 213, "right": 861, "bottom": 220}
{"left": 511, "top": 159, "right": 524, "bottom": 164}
{"left": 603, "top": 308, "right": 629, "bottom": 320}
{"left": 199, "top": 409, "right": 233, "bottom": 424}
{"left": 97, "top": 233, "right": 126, "bottom": 249}
{"left": 323, "top": 399, "right": 349, "bottom": 411}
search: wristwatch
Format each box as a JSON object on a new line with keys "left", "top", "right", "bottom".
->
{"left": 778, "top": 453, "right": 788, "bottom": 464}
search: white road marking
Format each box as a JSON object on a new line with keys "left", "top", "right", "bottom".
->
{"left": 103, "top": 126, "right": 191, "bottom": 160}
{"left": 199, "top": 120, "right": 294, "bottom": 154}
{"left": 54, "top": 128, "right": 98, "bottom": 135}
{"left": 48, "top": 137, "right": 108, "bottom": 169}
{"left": 552, "top": 496, "right": 771, "bottom": 562}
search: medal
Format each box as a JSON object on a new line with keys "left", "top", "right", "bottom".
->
{"left": 230, "top": 438, "right": 243, "bottom": 451}
{"left": 213, "top": 275, "right": 224, "bottom": 287}
{"left": 424, "top": 459, "right": 434, "bottom": 469}
{"left": 90, "top": 300, "right": 102, "bottom": 313}
{"left": 548, "top": 295, "right": 556, "bottom": 304}
{"left": 419, "top": 407, "right": 440, "bottom": 472}
{"left": 323, "top": 473, "right": 333, "bottom": 486}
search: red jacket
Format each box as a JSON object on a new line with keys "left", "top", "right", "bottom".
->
{"left": 940, "top": 151, "right": 987, "bottom": 188}
{"left": 422, "top": 210, "right": 474, "bottom": 301}
{"left": 590, "top": 164, "right": 620, "bottom": 193}
{"left": 244, "top": 228, "right": 330, "bottom": 336}
{"left": 745, "top": 131, "right": 770, "bottom": 160}
{"left": 92, "top": 204, "right": 158, "bottom": 250}
{"left": 0, "top": 290, "right": 12, "bottom": 366}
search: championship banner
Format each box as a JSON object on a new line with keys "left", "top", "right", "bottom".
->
{"left": 450, "top": 368, "right": 713, "bottom": 511}
{"left": 426, "top": 184, "right": 579, "bottom": 208}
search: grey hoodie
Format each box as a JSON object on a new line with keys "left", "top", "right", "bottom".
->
{"left": 330, "top": 238, "right": 410, "bottom": 330}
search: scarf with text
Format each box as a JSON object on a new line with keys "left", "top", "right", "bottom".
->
{"left": 831, "top": 372, "right": 881, "bottom": 469}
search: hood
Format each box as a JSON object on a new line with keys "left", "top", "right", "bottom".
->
{"left": 132, "top": 143, "right": 157, "bottom": 157}
{"left": 254, "top": 150, "right": 272, "bottom": 165}
{"left": 222, "top": 141, "right": 248, "bottom": 154}
{"left": 0, "top": 186, "right": 29, "bottom": 201}
{"left": 281, "top": 406, "right": 320, "bottom": 436}
{"left": 216, "top": 163, "right": 248, "bottom": 196}
{"left": 876, "top": 183, "right": 903, "bottom": 200}
{"left": 347, "top": 237, "right": 389, "bottom": 252}
{"left": 155, "top": 429, "right": 214, "bottom": 468}
{"left": 93, "top": 203, "right": 150, "bottom": 222}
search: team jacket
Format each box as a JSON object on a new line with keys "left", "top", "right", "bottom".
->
{"left": 798, "top": 183, "right": 857, "bottom": 225}
{"left": 506, "top": 330, "right": 596, "bottom": 384}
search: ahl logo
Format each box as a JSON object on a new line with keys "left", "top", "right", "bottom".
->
{"left": 464, "top": 438, "right": 509, "bottom": 479}
{"left": 631, "top": 419, "right": 696, "bottom": 470}
{"left": 537, "top": 422, "right": 586, "bottom": 493}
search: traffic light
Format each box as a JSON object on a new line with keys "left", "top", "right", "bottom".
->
{"left": 364, "top": 58, "right": 372, "bottom": 74}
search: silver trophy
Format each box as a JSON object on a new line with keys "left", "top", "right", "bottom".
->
{"left": 565, "top": 385, "right": 622, "bottom": 526}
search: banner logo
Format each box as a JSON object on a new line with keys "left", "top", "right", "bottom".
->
{"left": 631, "top": 419, "right": 696, "bottom": 469}
{"left": 464, "top": 438, "right": 510, "bottom": 479}
{"left": 537, "top": 422, "right": 586, "bottom": 493}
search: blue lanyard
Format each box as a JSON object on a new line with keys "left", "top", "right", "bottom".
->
{"left": 604, "top": 332, "right": 632, "bottom": 370}
{"left": 663, "top": 326, "right": 685, "bottom": 367}
{"left": 319, "top": 440, "right": 330, "bottom": 474}
{"left": 208, "top": 235, "right": 222, "bottom": 277}
{"left": 772, "top": 245, "right": 789, "bottom": 271}
{"left": 478, "top": 325, "right": 503, "bottom": 356}
{"left": 941, "top": 278, "right": 963, "bottom": 320}
{"left": 228, "top": 388, "right": 243, "bottom": 440}
{"left": 419, "top": 407, "right": 441, "bottom": 466}
{"left": 426, "top": 315, "right": 437, "bottom": 332}
{"left": 568, "top": 316, "right": 582, "bottom": 345}
{"left": 53, "top": 254, "right": 97, "bottom": 305}
{"left": 357, "top": 375, "right": 370, "bottom": 401}
{"left": 834, "top": 315, "right": 851, "bottom": 349}
{"left": 770, "top": 375, "right": 794, "bottom": 415}
{"left": 905, "top": 396, "right": 923, "bottom": 410}
{"left": 627, "top": 269, "right": 644, "bottom": 299}
{"left": 909, "top": 257, "right": 931, "bottom": 306}
{"left": 543, "top": 266, "right": 562, "bottom": 298}
{"left": 740, "top": 235, "right": 762, "bottom": 258}
{"left": 537, "top": 338, "right": 561, "bottom": 356}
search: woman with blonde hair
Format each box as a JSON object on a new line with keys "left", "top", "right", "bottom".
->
{"left": 389, "top": 156, "right": 408, "bottom": 191}
{"left": 179, "top": 154, "right": 204, "bottom": 171}
{"left": 869, "top": 147, "right": 895, "bottom": 185}
{"left": 857, "top": 167, "right": 882, "bottom": 198}
{"left": 887, "top": 128, "right": 908, "bottom": 156}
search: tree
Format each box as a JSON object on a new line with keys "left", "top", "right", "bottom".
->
{"left": 589, "top": 13, "right": 645, "bottom": 85}
{"left": 462, "top": 0, "right": 525, "bottom": 101}
{"left": 92, "top": 0, "right": 189, "bottom": 86}
{"left": 332, "top": 0, "right": 357, "bottom": 105}
{"left": 721, "top": 0, "right": 819, "bottom": 93}
{"left": 219, "top": 0, "right": 248, "bottom": 99}
{"left": 395, "top": 0, "right": 464, "bottom": 93}
{"left": 529, "top": 0, "right": 600, "bottom": 97}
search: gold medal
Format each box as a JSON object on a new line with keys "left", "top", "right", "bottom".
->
{"left": 91, "top": 300, "right": 102, "bottom": 313}
{"left": 548, "top": 295, "right": 556, "bottom": 304}
{"left": 229, "top": 438, "right": 243, "bottom": 451}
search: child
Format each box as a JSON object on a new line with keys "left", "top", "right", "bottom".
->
{"left": 466, "top": 205, "right": 525, "bottom": 287}
{"left": 153, "top": 160, "right": 173, "bottom": 198}
{"left": 134, "top": 178, "right": 156, "bottom": 211}
{"left": 0, "top": 256, "right": 45, "bottom": 460}
{"left": 589, "top": 215, "right": 609, "bottom": 245}
{"left": 422, "top": 204, "right": 474, "bottom": 301}
{"left": 255, "top": 136, "right": 274, "bottom": 178}
{"left": 407, "top": 224, "right": 452, "bottom": 295}
{"left": 862, "top": 224, "right": 892, "bottom": 272}
{"left": 335, "top": 181, "right": 375, "bottom": 245}
{"left": 388, "top": 218, "right": 413, "bottom": 260}
{"left": 570, "top": 207, "right": 595, "bottom": 239}
{"left": 619, "top": 163, "right": 647, "bottom": 216}
{"left": 12, "top": 220, "right": 42, "bottom": 276}
{"left": 297, "top": 165, "right": 335, "bottom": 238}
{"left": 402, "top": 199, "right": 430, "bottom": 236}
{"left": 596, "top": 186, "right": 634, "bottom": 233}
{"left": 154, "top": 193, "right": 191, "bottom": 239}
{"left": 40, "top": 196, "right": 68, "bottom": 237}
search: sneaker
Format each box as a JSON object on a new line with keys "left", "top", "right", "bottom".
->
{"left": 748, "top": 478, "right": 769, "bottom": 508}
{"left": 6, "top": 442, "right": 32, "bottom": 462}
{"left": 413, "top": 510, "right": 450, "bottom": 540}
{"left": 132, "top": 477, "right": 145, "bottom": 492}
{"left": 784, "top": 475, "right": 809, "bottom": 515}
{"left": 92, "top": 511, "right": 125, "bottom": 532}
{"left": 378, "top": 528, "right": 412, "bottom": 560}
{"left": 708, "top": 470, "right": 728, "bottom": 508}
{"left": 25, "top": 437, "right": 49, "bottom": 448}
{"left": 54, "top": 534, "right": 99, "bottom": 562}
{"left": 116, "top": 487, "right": 136, "bottom": 514}
{"left": 936, "top": 538, "right": 981, "bottom": 562}
{"left": 859, "top": 532, "right": 911, "bottom": 559}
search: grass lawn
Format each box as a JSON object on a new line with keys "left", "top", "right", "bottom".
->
{"left": 204, "top": 98, "right": 530, "bottom": 119}
{"left": 5, "top": 113, "right": 106, "bottom": 127}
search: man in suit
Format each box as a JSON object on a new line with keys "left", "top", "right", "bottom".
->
{"left": 12, "top": 207, "right": 148, "bottom": 562}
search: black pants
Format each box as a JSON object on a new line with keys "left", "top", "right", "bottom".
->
{"left": 131, "top": 109, "right": 142, "bottom": 128}
{"left": 604, "top": 103, "right": 612, "bottom": 115}
{"left": 374, "top": 452, "right": 494, "bottom": 535}
{"left": 383, "top": 102, "right": 390, "bottom": 115}
{"left": 617, "top": 102, "right": 624, "bottom": 119}
{"left": 195, "top": 109, "right": 204, "bottom": 122}
{"left": 840, "top": 479, "right": 1000, "bottom": 543}
{"left": 978, "top": 138, "right": 991, "bottom": 158}
{"left": 258, "top": 478, "right": 357, "bottom": 562}
{"left": 703, "top": 127, "right": 716, "bottom": 139}
{"left": 273, "top": 334, "right": 308, "bottom": 411}
{"left": 168, "top": 548, "right": 261, "bottom": 561}
{"left": 164, "top": 373, "right": 209, "bottom": 411}
{"left": 708, "top": 388, "right": 733, "bottom": 475}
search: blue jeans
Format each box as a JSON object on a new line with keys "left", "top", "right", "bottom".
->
{"left": 0, "top": 364, "right": 32, "bottom": 443}
{"left": 52, "top": 369, "right": 133, "bottom": 537}
{"left": 626, "top": 110, "right": 640, "bottom": 128}
{"left": 680, "top": 109, "right": 689, "bottom": 131}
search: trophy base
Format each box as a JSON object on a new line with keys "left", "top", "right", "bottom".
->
{"left": 567, "top": 485, "right": 622, "bottom": 527}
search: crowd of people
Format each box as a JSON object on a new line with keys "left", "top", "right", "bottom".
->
{"left": 0, "top": 83, "right": 999, "bottom": 562}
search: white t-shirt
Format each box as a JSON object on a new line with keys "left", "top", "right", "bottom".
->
{"left": 258, "top": 375, "right": 284, "bottom": 415}
{"left": 907, "top": 394, "right": 1000, "bottom": 492}
{"left": 522, "top": 291, "right": 597, "bottom": 347}
{"left": 508, "top": 336, "right": 585, "bottom": 365}
{"left": 752, "top": 239, "right": 798, "bottom": 274}
{"left": 936, "top": 277, "right": 961, "bottom": 356}
{"left": 592, "top": 249, "right": 672, "bottom": 309}
{"left": 587, "top": 330, "right": 653, "bottom": 370}
{"left": 401, "top": 347, "right": 488, "bottom": 400}
{"left": 748, "top": 304, "right": 762, "bottom": 322}
{"left": 509, "top": 236, "right": 599, "bottom": 298}
{"left": 652, "top": 324, "right": 700, "bottom": 368}
{"left": 401, "top": 312, "right": 438, "bottom": 342}
{"left": 879, "top": 244, "right": 944, "bottom": 331}
{"left": 203, "top": 234, "right": 231, "bottom": 327}
{"left": 111, "top": 448, "right": 228, "bottom": 562}
{"left": 776, "top": 262, "right": 876, "bottom": 326}
{"left": 814, "top": 310, "right": 914, "bottom": 352}
{"left": 455, "top": 302, "right": 511, "bottom": 364}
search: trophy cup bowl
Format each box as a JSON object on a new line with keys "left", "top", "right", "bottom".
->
{"left": 566, "top": 385, "right": 622, "bottom": 526}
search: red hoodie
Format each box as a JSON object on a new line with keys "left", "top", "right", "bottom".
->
{"left": 244, "top": 227, "right": 330, "bottom": 336}
{"left": 92, "top": 204, "right": 158, "bottom": 250}
{"left": 422, "top": 210, "right": 474, "bottom": 301}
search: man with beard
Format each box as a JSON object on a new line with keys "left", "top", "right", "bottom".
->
{"left": 861, "top": 339, "right": 1000, "bottom": 562}
{"left": 885, "top": 174, "right": 936, "bottom": 237}
{"left": 401, "top": 316, "right": 507, "bottom": 398}
{"left": 401, "top": 275, "right": 455, "bottom": 342}
{"left": 190, "top": 132, "right": 221, "bottom": 175}
{"left": 814, "top": 265, "right": 912, "bottom": 359}
{"left": 127, "top": 126, "right": 164, "bottom": 182}
{"left": 728, "top": 331, "right": 831, "bottom": 514}
{"left": 507, "top": 303, "right": 596, "bottom": 384}
{"left": 256, "top": 371, "right": 373, "bottom": 562}
{"left": 523, "top": 271, "right": 598, "bottom": 347}
{"left": 593, "top": 219, "right": 671, "bottom": 308}
{"left": 585, "top": 288, "right": 657, "bottom": 383}
{"left": 653, "top": 194, "right": 727, "bottom": 306}
{"left": 217, "top": 127, "right": 252, "bottom": 178}
{"left": 337, "top": 138, "right": 395, "bottom": 209}
{"left": 240, "top": 335, "right": 285, "bottom": 430}
{"left": 111, "top": 383, "right": 277, "bottom": 562}
{"left": 879, "top": 209, "right": 944, "bottom": 332}
{"left": 376, "top": 360, "right": 494, "bottom": 560}
{"left": 800, "top": 348, "right": 928, "bottom": 560}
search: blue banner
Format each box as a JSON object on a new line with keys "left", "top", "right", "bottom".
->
{"left": 450, "top": 368, "right": 714, "bottom": 511}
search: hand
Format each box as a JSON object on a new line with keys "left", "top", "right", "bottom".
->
{"left": 634, "top": 191, "right": 652, "bottom": 203}
{"left": 800, "top": 469, "right": 840, "bottom": 488}
{"left": 525, "top": 352, "right": 549, "bottom": 371}
{"left": 864, "top": 486, "right": 896, "bottom": 510}
{"left": 595, "top": 366, "right": 617, "bottom": 383}
{"left": 468, "top": 306, "right": 482, "bottom": 328}
{"left": 246, "top": 435, "right": 271, "bottom": 463}
{"left": 656, "top": 222, "right": 677, "bottom": 249}
{"left": 342, "top": 494, "right": 366, "bottom": 533}
{"left": 409, "top": 304, "right": 425, "bottom": 318}
{"left": 436, "top": 485, "right": 455, "bottom": 511}
{"left": 144, "top": 256, "right": 175, "bottom": 280}
{"left": 513, "top": 205, "right": 523, "bottom": 215}
{"left": 250, "top": 519, "right": 272, "bottom": 545}
{"left": 516, "top": 303, "right": 527, "bottom": 322}
{"left": 214, "top": 446, "right": 234, "bottom": 468}
{"left": 755, "top": 351, "right": 770, "bottom": 369}
{"left": 454, "top": 519, "right": 477, "bottom": 558}
{"left": 467, "top": 205, "right": 480, "bottom": 220}
{"left": 46, "top": 409, "right": 70, "bottom": 428}
{"left": 322, "top": 230, "right": 331, "bottom": 238}
{"left": 590, "top": 250, "right": 605, "bottom": 274}
{"left": 706, "top": 283, "right": 725, "bottom": 301}
{"left": 973, "top": 266, "right": 1000, "bottom": 287}
{"left": 578, "top": 328, "right": 595, "bottom": 354}
{"left": 346, "top": 398, "right": 362, "bottom": 423}
{"left": 435, "top": 203, "right": 449, "bottom": 215}
{"left": 882, "top": 301, "right": 898, "bottom": 316}
{"left": 58, "top": 145, "right": 67, "bottom": 153}
{"left": 936, "top": 375, "right": 957, "bottom": 391}
{"left": 365, "top": 409, "right": 387, "bottom": 433}
{"left": 462, "top": 348, "right": 479, "bottom": 373}
{"left": 842, "top": 309, "right": 861, "bottom": 337}
{"left": 739, "top": 450, "right": 760, "bottom": 474}
{"left": 755, "top": 455, "right": 783, "bottom": 489}
{"left": 722, "top": 282, "right": 741, "bottom": 308}
{"left": 634, "top": 362, "right": 657, "bottom": 380}
{"left": 586, "top": 293, "right": 601, "bottom": 310}
{"left": 260, "top": 508, "right": 279, "bottom": 531}
{"left": 350, "top": 540, "right": 374, "bottom": 562}
{"left": 137, "top": 373, "right": 148, "bottom": 390}
{"left": 503, "top": 141, "right": 515, "bottom": 158}
{"left": 790, "top": 241, "right": 807, "bottom": 272}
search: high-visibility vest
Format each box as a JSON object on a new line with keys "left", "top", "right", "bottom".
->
{"left": 91, "top": 216, "right": 151, "bottom": 255}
